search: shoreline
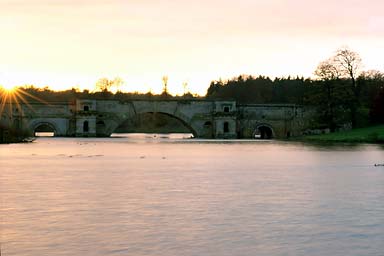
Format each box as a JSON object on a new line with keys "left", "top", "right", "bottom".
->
{"left": 300, "top": 125, "right": 384, "bottom": 144}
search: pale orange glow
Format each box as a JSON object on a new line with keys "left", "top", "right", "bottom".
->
{"left": 0, "top": 1, "right": 383, "bottom": 95}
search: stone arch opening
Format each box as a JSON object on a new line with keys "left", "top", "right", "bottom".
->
{"left": 113, "top": 112, "right": 197, "bottom": 138}
{"left": 203, "top": 121, "right": 213, "bottom": 138}
{"left": 13, "top": 118, "right": 21, "bottom": 129}
{"left": 223, "top": 122, "right": 229, "bottom": 133}
{"left": 254, "top": 124, "right": 274, "bottom": 139}
{"left": 33, "top": 122, "right": 57, "bottom": 137}
{"left": 96, "top": 120, "right": 106, "bottom": 136}
{"left": 83, "top": 121, "right": 89, "bottom": 132}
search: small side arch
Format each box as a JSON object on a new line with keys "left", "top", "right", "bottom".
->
{"left": 32, "top": 122, "right": 58, "bottom": 137}
{"left": 253, "top": 123, "right": 274, "bottom": 139}
{"left": 96, "top": 120, "right": 107, "bottom": 136}
{"left": 203, "top": 121, "right": 213, "bottom": 138}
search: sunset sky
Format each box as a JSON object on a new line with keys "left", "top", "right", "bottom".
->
{"left": 1, "top": 0, "right": 383, "bottom": 95}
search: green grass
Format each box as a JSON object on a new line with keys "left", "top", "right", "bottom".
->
{"left": 304, "top": 125, "right": 384, "bottom": 143}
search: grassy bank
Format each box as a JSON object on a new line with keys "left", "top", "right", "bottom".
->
{"left": 304, "top": 125, "right": 384, "bottom": 143}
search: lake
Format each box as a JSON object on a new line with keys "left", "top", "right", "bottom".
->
{"left": 1, "top": 134, "right": 384, "bottom": 256}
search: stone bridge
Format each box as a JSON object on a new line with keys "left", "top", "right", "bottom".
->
{"left": 1, "top": 99, "right": 312, "bottom": 139}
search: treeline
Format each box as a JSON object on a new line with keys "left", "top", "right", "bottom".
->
{"left": 19, "top": 86, "right": 200, "bottom": 103}
{"left": 207, "top": 75, "right": 312, "bottom": 104}
{"left": 206, "top": 74, "right": 383, "bottom": 125}
{"left": 19, "top": 76, "right": 199, "bottom": 102}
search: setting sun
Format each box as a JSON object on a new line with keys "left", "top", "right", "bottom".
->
{"left": 0, "top": 84, "right": 17, "bottom": 93}
{"left": 0, "top": 84, "right": 48, "bottom": 119}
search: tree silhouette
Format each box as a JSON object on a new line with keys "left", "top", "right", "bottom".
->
{"left": 96, "top": 77, "right": 124, "bottom": 92}
{"left": 314, "top": 60, "right": 339, "bottom": 131}
{"left": 182, "top": 81, "right": 188, "bottom": 96}
{"left": 162, "top": 76, "right": 169, "bottom": 96}
{"left": 96, "top": 78, "right": 112, "bottom": 92}
{"left": 370, "top": 88, "right": 384, "bottom": 124}
{"left": 333, "top": 47, "right": 362, "bottom": 127}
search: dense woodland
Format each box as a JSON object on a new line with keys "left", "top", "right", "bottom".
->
{"left": 207, "top": 72, "right": 384, "bottom": 128}
{"left": 207, "top": 47, "right": 384, "bottom": 130}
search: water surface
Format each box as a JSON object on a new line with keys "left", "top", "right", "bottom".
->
{"left": 1, "top": 134, "right": 384, "bottom": 256}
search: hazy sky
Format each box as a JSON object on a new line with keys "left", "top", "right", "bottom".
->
{"left": 1, "top": 0, "right": 383, "bottom": 95}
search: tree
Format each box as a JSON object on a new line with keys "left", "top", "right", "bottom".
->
{"left": 162, "top": 76, "right": 169, "bottom": 95}
{"left": 96, "top": 78, "right": 113, "bottom": 92}
{"left": 182, "top": 81, "right": 188, "bottom": 96}
{"left": 360, "top": 70, "right": 384, "bottom": 124}
{"left": 113, "top": 77, "right": 124, "bottom": 92}
{"left": 333, "top": 47, "right": 362, "bottom": 127}
{"left": 334, "top": 47, "right": 362, "bottom": 85}
{"left": 314, "top": 59, "right": 340, "bottom": 80}
{"left": 315, "top": 47, "right": 363, "bottom": 128}
{"left": 95, "top": 77, "right": 124, "bottom": 92}
{"left": 314, "top": 59, "right": 340, "bottom": 131}
{"left": 360, "top": 70, "right": 384, "bottom": 81}
{"left": 370, "top": 87, "right": 384, "bottom": 124}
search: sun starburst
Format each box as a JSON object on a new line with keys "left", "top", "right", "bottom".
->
{"left": 1, "top": 84, "right": 18, "bottom": 92}
{"left": 0, "top": 85, "right": 49, "bottom": 118}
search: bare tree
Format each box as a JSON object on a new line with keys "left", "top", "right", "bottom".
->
{"left": 96, "top": 77, "right": 124, "bottom": 92}
{"left": 359, "top": 70, "right": 384, "bottom": 81}
{"left": 333, "top": 47, "right": 362, "bottom": 91}
{"left": 182, "top": 81, "right": 188, "bottom": 96}
{"left": 96, "top": 78, "right": 113, "bottom": 92}
{"left": 314, "top": 47, "right": 365, "bottom": 129}
{"left": 113, "top": 77, "right": 124, "bottom": 92}
{"left": 162, "top": 76, "right": 168, "bottom": 95}
{"left": 314, "top": 59, "right": 340, "bottom": 131}
{"left": 315, "top": 47, "right": 363, "bottom": 128}
{"left": 333, "top": 47, "right": 362, "bottom": 128}
{"left": 314, "top": 58, "right": 340, "bottom": 80}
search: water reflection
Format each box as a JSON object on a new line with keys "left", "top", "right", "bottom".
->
{"left": 1, "top": 135, "right": 383, "bottom": 256}
{"left": 34, "top": 131, "right": 55, "bottom": 137}
{"left": 296, "top": 140, "right": 376, "bottom": 151}
{"left": 111, "top": 132, "right": 194, "bottom": 140}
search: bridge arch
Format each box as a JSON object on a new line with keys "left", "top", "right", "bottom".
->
{"left": 31, "top": 121, "right": 58, "bottom": 136}
{"left": 253, "top": 123, "right": 274, "bottom": 139}
{"left": 114, "top": 111, "right": 198, "bottom": 137}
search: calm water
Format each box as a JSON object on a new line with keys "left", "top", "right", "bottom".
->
{"left": 1, "top": 134, "right": 384, "bottom": 256}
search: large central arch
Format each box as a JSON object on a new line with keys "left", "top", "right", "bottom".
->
{"left": 113, "top": 111, "right": 198, "bottom": 137}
